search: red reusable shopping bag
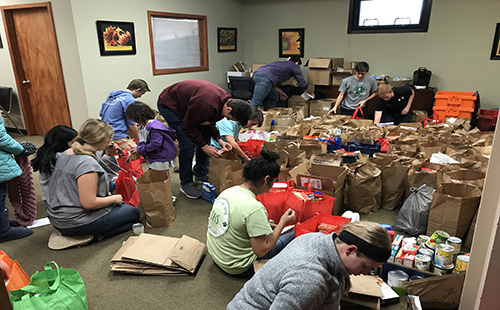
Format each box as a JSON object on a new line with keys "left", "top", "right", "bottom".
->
{"left": 376, "top": 137, "right": 390, "bottom": 153}
{"left": 115, "top": 169, "right": 140, "bottom": 207}
{"left": 351, "top": 106, "right": 365, "bottom": 120}
{"left": 0, "top": 251, "right": 30, "bottom": 293}
{"left": 238, "top": 139, "right": 266, "bottom": 159}
{"left": 257, "top": 182, "right": 304, "bottom": 224}
{"left": 116, "top": 157, "right": 144, "bottom": 179}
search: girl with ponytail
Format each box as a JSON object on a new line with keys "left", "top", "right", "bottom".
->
{"left": 46, "top": 119, "right": 139, "bottom": 248}
{"left": 207, "top": 149, "right": 296, "bottom": 277}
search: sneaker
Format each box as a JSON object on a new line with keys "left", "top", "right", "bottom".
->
{"left": 172, "top": 195, "right": 177, "bottom": 203}
{"left": 48, "top": 230, "right": 93, "bottom": 250}
{"left": 193, "top": 175, "right": 209, "bottom": 186}
{"left": 180, "top": 183, "right": 202, "bottom": 199}
{"left": 173, "top": 165, "right": 180, "bottom": 173}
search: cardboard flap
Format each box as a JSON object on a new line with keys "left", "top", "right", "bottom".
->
{"left": 349, "top": 275, "right": 384, "bottom": 298}
{"left": 405, "top": 273, "right": 466, "bottom": 309}
{"left": 168, "top": 235, "right": 207, "bottom": 273}
{"left": 306, "top": 58, "right": 332, "bottom": 69}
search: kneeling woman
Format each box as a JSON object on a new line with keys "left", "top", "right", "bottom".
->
{"left": 47, "top": 119, "right": 140, "bottom": 240}
{"left": 207, "top": 150, "right": 296, "bottom": 277}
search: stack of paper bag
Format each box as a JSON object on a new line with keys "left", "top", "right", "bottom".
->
{"left": 111, "top": 233, "right": 206, "bottom": 275}
{"left": 341, "top": 275, "right": 399, "bottom": 309}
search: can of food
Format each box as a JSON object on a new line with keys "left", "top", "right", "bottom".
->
{"left": 417, "top": 235, "right": 430, "bottom": 245}
{"left": 418, "top": 248, "right": 434, "bottom": 257}
{"left": 446, "top": 237, "right": 462, "bottom": 256}
{"left": 409, "top": 275, "right": 423, "bottom": 281}
{"left": 454, "top": 255, "right": 470, "bottom": 273}
{"left": 434, "top": 244, "right": 455, "bottom": 267}
{"left": 132, "top": 223, "right": 144, "bottom": 236}
{"left": 432, "top": 261, "right": 454, "bottom": 275}
{"left": 415, "top": 254, "right": 432, "bottom": 271}
{"left": 426, "top": 230, "right": 450, "bottom": 249}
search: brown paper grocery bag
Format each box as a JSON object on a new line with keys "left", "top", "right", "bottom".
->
{"left": 344, "top": 162, "right": 382, "bottom": 214}
{"left": 208, "top": 152, "right": 242, "bottom": 194}
{"left": 405, "top": 273, "right": 465, "bottom": 309}
{"left": 137, "top": 169, "right": 175, "bottom": 228}
{"left": 419, "top": 141, "right": 445, "bottom": 159}
{"left": 253, "top": 111, "right": 273, "bottom": 132}
{"left": 370, "top": 157, "right": 409, "bottom": 210}
{"left": 437, "top": 168, "right": 486, "bottom": 190}
{"left": 219, "top": 162, "right": 245, "bottom": 194}
{"left": 168, "top": 235, "right": 207, "bottom": 273}
{"left": 426, "top": 183, "right": 482, "bottom": 239}
{"left": 406, "top": 162, "right": 443, "bottom": 198}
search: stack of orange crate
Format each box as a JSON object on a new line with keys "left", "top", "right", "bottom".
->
{"left": 432, "top": 91, "right": 477, "bottom": 120}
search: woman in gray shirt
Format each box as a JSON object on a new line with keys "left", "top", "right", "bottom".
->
{"left": 47, "top": 119, "right": 140, "bottom": 241}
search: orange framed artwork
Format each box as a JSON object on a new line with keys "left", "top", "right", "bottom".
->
{"left": 96, "top": 20, "right": 136, "bottom": 56}
{"left": 279, "top": 28, "right": 304, "bottom": 58}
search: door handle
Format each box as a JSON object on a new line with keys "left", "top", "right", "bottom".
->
{"left": 22, "top": 80, "right": 30, "bottom": 84}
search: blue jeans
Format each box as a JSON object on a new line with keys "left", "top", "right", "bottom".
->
{"left": 157, "top": 103, "right": 210, "bottom": 186}
{"left": 235, "top": 229, "right": 295, "bottom": 278}
{"left": 56, "top": 204, "right": 140, "bottom": 240}
{"left": 381, "top": 112, "right": 411, "bottom": 125}
{"left": 250, "top": 72, "right": 279, "bottom": 110}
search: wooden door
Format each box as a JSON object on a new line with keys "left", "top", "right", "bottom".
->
{"left": 1, "top": 2, "right": 71, "bottom": 135}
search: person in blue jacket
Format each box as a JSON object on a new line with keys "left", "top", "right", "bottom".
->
{"left": 0, "top": 116, "right": 32, "bottom": 242}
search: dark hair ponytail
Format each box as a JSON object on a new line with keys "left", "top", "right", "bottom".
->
{"left": 31, "top": 125, "right": 78, "bottom": 175}
{"left": 243, "top": 150, "right": 280, "bottom": 186}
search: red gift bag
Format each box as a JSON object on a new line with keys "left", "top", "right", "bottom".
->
{"left": 115, "top": 168, "right": 140, "bottom": 207}
{"left": 295, "top": 183, "right": 336, "bottom": 221}
{"left": 116, "top": 157, "right": 144, "bottom": 179}
{"left": 351, "top": 106, "right": 365, "bottom": 120}
{"left": 257, "top": 184, "right": 304, "bottom": 224}
{"left": 238, "top": 139, "right": 266, "bottom": 159}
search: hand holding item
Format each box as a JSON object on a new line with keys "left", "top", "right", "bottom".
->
{"left": 202, "top": 145, "right": 222, "bottom": 158}
{"left": 280, "top": 208, "right": 296, "bottom": 226}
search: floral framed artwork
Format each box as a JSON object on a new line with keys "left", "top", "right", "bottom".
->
{"left": 490, "top": 23, "right": 500, "bottom": 60}
{"left": 96, "top": 20, "right": 136, "bottom": 56}
{"left": 218, "top": 27, "right": 237, "bottom": 52}
{"left": 279, "top": 28, "right": 304, "bottom": 58}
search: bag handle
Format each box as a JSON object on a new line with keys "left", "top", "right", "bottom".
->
{"left": 17, "top": 261, "right": 61, "bottom": 295}
{"left": 351, "top": 106, "right": 364, "bottom": 119}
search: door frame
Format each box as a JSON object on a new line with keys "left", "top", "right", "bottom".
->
{"left": 1, "top": 2, "right": 69, "bottom": 135}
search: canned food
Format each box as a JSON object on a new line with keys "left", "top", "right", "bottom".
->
{"left": 426, "top": 230, "right": 450, "bottom": 249}
{"left": 454, "top": 255, "right": 470, "bottom": 273}
{"left": 409, "top": 275, "right": 423, "bottom": 281}
{"left": 415, "top": 254, "right": 432, "bottom": 271}
{"left": 434, "top": 244, "right": 455, "bottom": 267}
{"left": 418, "top": 248, "right": 434, "bottom": 257}
{"left": 446, "top": 237, "right": 462, "bottom": 256}
{"left": 432, "top": 261, "right": 454, "bottom": 275}
{"left": 417, "top": 235, "right": 430, "bottom": 245}
{"left": 132, "top": 223, "right": 144, "bottom": 236}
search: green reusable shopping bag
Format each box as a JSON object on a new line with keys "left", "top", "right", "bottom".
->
{"left": 9, "top": 261, "right": 88, "bottom": 310}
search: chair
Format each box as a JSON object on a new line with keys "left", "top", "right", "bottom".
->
{"left": 0, "top": 86, "right": 23, "bottom": 135}
{"left": 228, "top": 76, "right": 253, "bottom": 101}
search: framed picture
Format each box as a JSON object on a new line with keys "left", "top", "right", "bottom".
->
{"left": 218, "top": 27, "right": 237, "bottom": 52}
{"left": 96, "top": 20, "right": 136, "bottom": 56}
{"left": 279, "top": 28, "right": 304, "bottom": 58}
{"left": 490, "top": 23, "right": 500, "bottom": 60}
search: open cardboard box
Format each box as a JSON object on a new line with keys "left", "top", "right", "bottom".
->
{"left": 305, "top": 57, "right": 344, "bottom": 86}
{"left": 290, "top": 160, "right": 348, "bottom": 215}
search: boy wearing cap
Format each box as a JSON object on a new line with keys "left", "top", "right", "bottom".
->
{"left": 227, "top": 221, "right": 391, "bottom": 310}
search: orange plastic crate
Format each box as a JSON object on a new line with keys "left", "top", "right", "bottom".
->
{"left": 434, "top": 91, "right": 477, "bottom": 109}
{"left": 294, "top": 212, "right": 350, "bottom": 238}
{"left": 433, "top": 105, "right": 474, "bottom": 120}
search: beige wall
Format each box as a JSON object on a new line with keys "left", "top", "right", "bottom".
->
{"left": 0, "top": 0, "right": 88, "bottom": 130}
{"left": 242, "top": 0, "right": 500, "bottom": 109}
{"left": 70, "top": 0, "right": 245, "bottom": 122}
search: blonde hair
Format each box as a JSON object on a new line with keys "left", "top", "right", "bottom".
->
{"left": 377, "top": 84, "right": 392, "bottom": 97}
{"left": 336, "top": 221, "right": 392, "bottom": 254}
{"left": 72, "top": 119, "right": 113, "bottom": 159}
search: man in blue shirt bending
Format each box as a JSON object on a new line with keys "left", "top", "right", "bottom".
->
{"left": 250, "top": 56, "right": 314, "bottom": 110}
{"left": 100, "top": 79, "right": 150, "bottom": 151}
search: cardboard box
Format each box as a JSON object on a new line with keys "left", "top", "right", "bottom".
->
{"left": 332, "top": 72, "right": 354, "bottom": 86}
{"left": 305, "top": 57, "right": 344, "bottom": 86}
{"left": 250, "top": 63, "right": 266, "bottom": 73}
{"left": 344, "top": 61, "right": 360, "bottom": 70}
{"left": 309, "top": 99, "right": 335, "bottom": 117}
{"left": 288, "top": 95, "right": 310, "bottom": 116}
{"left": 201, "top": 182, "right": 216, "bottom": 204}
